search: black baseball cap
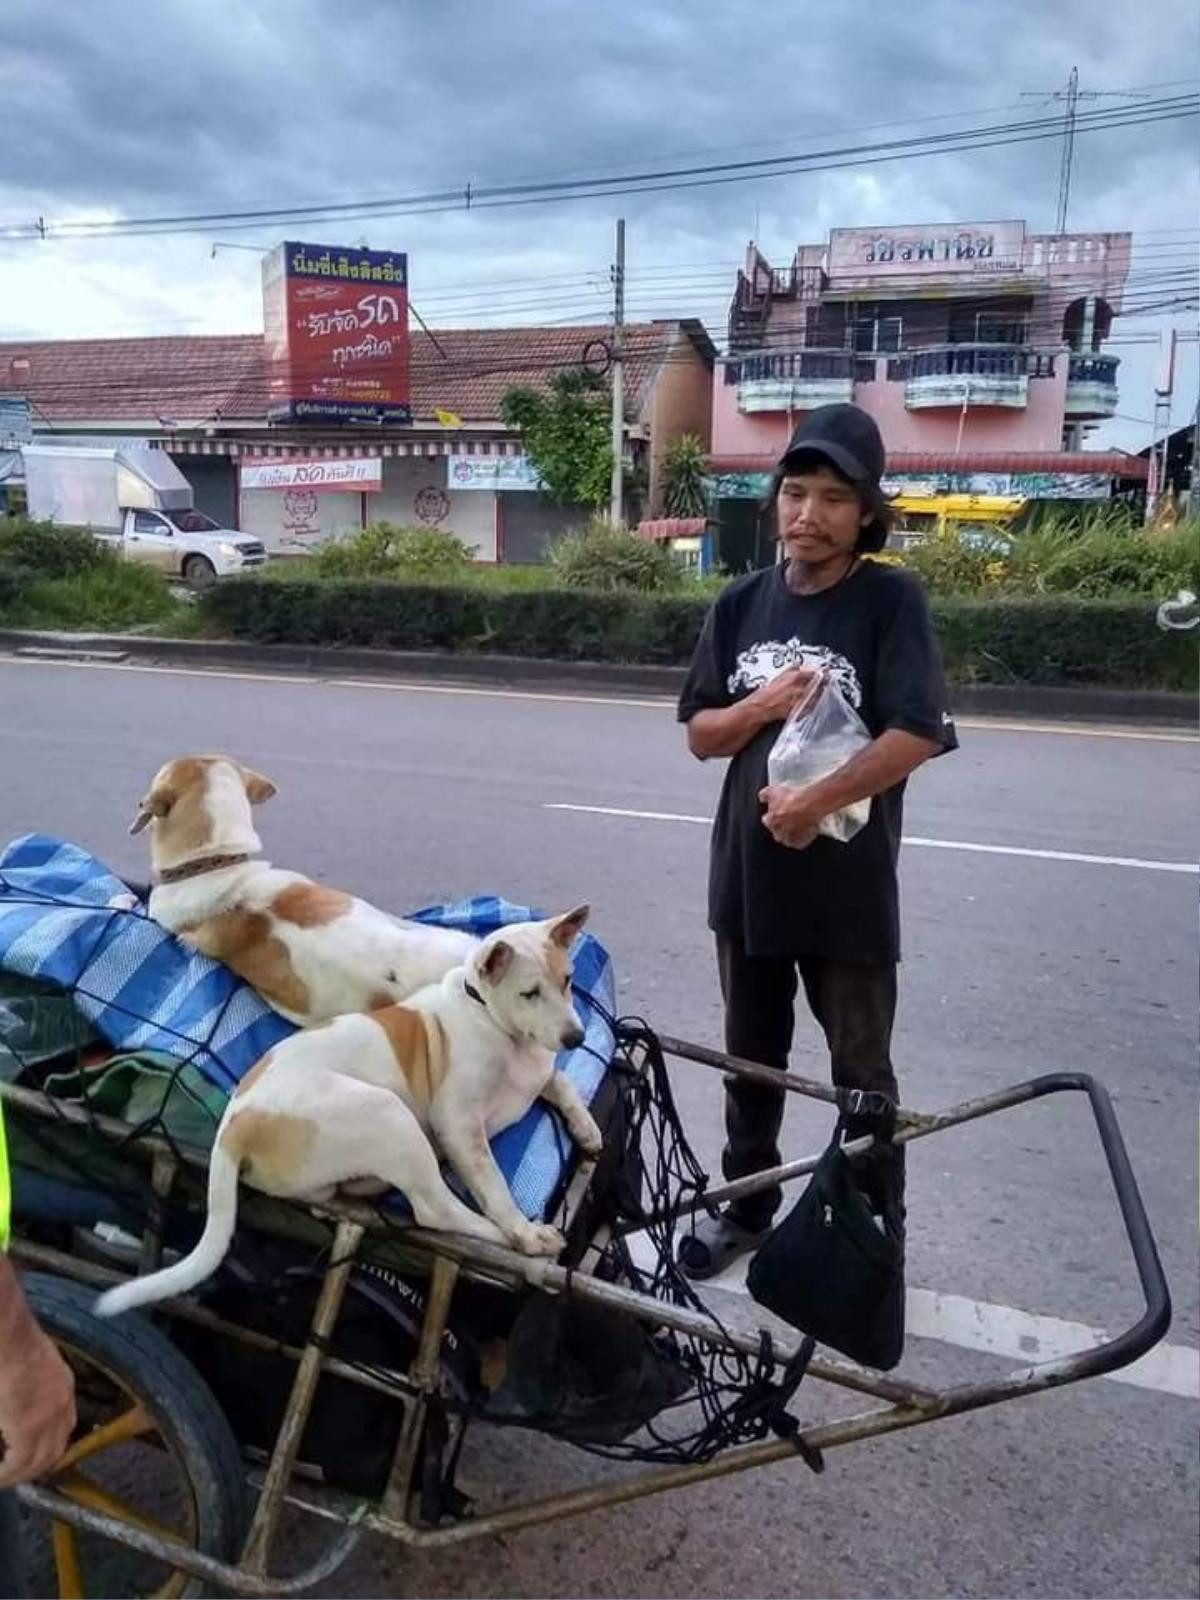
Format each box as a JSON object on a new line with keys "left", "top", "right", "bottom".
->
{"left": 779, "top": 404, "right": 886, "bottom": 485}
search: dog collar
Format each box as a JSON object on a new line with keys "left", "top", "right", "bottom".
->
{"left": 157, "top": 852, "right": 254, "bottom": 886}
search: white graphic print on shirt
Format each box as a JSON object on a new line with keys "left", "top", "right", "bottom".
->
{"left": 727, "top": 639, "right": 862, "bottom": 708}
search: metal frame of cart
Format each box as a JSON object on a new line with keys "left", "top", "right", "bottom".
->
{"left": 5, "top": 1030, "right": 1172, "bottom": 1598}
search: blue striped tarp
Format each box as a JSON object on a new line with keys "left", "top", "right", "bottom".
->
{"left": 0, "top": 835, "right": 616, "bottom": 1221}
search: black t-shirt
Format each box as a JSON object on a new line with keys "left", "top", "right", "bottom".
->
{"left": 677, "top": 560, "right": 958, "bottom": 963}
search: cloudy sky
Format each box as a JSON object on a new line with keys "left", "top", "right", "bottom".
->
{"left": 2, "top": 0, "right": 1196, "bottom": 448}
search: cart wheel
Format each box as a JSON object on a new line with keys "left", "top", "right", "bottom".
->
{"left": 20, "top": 1274, "right": 246, "bottom": 1600}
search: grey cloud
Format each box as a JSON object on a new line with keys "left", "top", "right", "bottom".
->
{"left": 5, "top": 0, "right": 1190, "bottom": 228}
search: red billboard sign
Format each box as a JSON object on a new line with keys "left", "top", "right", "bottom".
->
{"left": 263, "top": 242, "right": 411, "bottom": 424}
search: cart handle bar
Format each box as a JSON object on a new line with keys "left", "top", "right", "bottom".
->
{"left": 651, "top": 1048, "right": 1172, "bottom": 1391}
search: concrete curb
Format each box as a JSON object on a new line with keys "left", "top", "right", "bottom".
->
{"left": 1, "top": 627, "right": 1195, "bottom": 726}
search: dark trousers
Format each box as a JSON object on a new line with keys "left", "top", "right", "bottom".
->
{"left": 717, "top": 935, "right": 901, "bottom": 1230}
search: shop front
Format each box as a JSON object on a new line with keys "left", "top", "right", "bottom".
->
{"left": 238, "top": 455, "right": 379, "bottom": 554}
{"left": 375, "top": 456, "right": 498, "bottom": 560}
{"left": 235, "top": 451, "right": 506, "bottom": 559}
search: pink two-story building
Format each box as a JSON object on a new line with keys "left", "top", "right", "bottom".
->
{"left": 710, "top": 220, "right": 1145, "bottom": 563}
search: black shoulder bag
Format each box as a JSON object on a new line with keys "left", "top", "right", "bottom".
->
{"left": 746, "top": 1092, "right": 905, "bottom": 1371}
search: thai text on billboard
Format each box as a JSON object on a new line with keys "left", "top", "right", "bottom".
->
{"left": 240, "top": 456, "right": 383, "bottom": 492}
{"left": 263, "top": 242, "right": 411, "bottom": 424}
{"left": 829, "top": 222, "right": 1026, "bottom": 278}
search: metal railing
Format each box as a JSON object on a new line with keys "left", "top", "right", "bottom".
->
{"left": 726, "top": 348, "right": 875, "bottom": 385}
{"left": 889, "top": 344, "right": 1056, "bottom": 381}
{"left": 1067, "top": 352, "right": 1120, "bottom": 387}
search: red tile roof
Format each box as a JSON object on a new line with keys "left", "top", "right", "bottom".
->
{"left": 708, "top": 451, "right": 1149, "bottom": 480}
{"left": 0, "top": 323, "right": 705, "bottom": 428}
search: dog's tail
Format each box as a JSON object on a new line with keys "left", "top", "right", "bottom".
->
{"left": 95, "top": 1139, "right": 242, "bottom": 1318}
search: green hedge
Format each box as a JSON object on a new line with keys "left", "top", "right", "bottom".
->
{"left": 199, "top": 577, "right": 711, "bottom": 665}
{"left": 930, "top": 595, "right": 1195, "bottom": 691}
{"left": 198, "top": 578, "right": 1197, "bottom": 689}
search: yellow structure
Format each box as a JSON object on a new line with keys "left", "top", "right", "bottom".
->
{"left": 889, "top": 492, "right": 1026, "bottom": 543}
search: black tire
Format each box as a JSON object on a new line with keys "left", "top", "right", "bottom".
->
{"left": 22, "top": 1273, "right": 247, "bottom": 1598}
{"left": 182, "top": 556, "right": 216, "bottom": 590}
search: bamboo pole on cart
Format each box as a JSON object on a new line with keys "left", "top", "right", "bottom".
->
{"left": 379, "top": 1253, "right": 461, "bottom": 1522}
{"left": 239, "top": 1217, "right": 366, "bottom": 1576}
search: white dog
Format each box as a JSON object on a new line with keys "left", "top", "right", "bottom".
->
{"left": 95, "top": 908, "right": 601, "bottom": 1317}
{"left": 127, "top": 754, "right": 476, "bottom": 1027}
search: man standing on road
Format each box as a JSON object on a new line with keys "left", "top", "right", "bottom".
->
{"left": 0, "top": 1100, "right": 77, "bottom": 1596}
{"left": 676, "top": 404, "right": 957, "bottom": 1279}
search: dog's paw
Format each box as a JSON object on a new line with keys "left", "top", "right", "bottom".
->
{"left": 106, "top": 892, "right": 140, "bottom": 912}
{"left": 508, "top": 1220, "right": 565, "bottom": 1257}
{"left": 571, "top": 1113, "right": 603, "bottom": 1159}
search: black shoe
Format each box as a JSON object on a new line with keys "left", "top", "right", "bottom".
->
{"left": 677, "top": 1212, "right": 768, "bottom": 1281}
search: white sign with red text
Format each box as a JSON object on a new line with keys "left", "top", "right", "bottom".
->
{"left": 240, "top": 457, "right": 382, "bottom": 493}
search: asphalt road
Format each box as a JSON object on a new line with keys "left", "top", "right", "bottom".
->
{"left": 2, "top": 656, "right": 1197, "bottom": 1600}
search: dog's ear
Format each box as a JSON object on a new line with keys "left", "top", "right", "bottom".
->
{"left": 129, "top": 791, "right": 171, "bottom": 835}
{"left": 549, "top": 905, "right": 590, "bottom": 949}
{"left": 239, "top": 766, "right": 278, "bottom": 806}
{"left": 480, "top": 939, "right": 514, "bottom": 985}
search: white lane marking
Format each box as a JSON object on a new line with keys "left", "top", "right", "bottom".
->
{"left": 1, "top": 657, "right": 1195, "bottom": 741}
{"left": 325, "top": 677, "right": 670, "bottom": 709}
{"left": 627, "top": 1237, "right": 1197, "bottom": 1399}
{"left": 0, "top": 655, "right": 666, "bottom": 711}
{"left": 544, "top": 803, "right": 1199, "bottom": 876}
{"left": 955, "top": 718, "right": 1197, "bottom": 744}
{"left": 901, "top": 835, "right": 1198, "bottom": 875}
{"left": 904, "top": 1288, "right": 1198, "bottom": 1400}
{"left": 550, "top": 802, "right": 711, "bottom": 824}
{"left": 0, "top": 655, "right": 321, "bottom": 687}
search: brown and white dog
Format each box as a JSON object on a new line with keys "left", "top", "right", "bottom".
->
{"left": 126, "top": 755, "right": 477, "bottom": 1027}
{"left": 95, "top": 909, "right": 601, "bottom": 1316}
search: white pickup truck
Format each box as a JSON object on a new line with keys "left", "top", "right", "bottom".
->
{"left": 22, "top": 444, "right": 266, "bottom": 587}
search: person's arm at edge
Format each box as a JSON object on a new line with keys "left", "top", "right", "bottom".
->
{"left": 0, "top": 1255, "right": 76, "bottom": 1488}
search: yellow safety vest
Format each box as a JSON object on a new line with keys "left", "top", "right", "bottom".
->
{"left": 0, "top": 1098, "right": 9, "bottom": 1251}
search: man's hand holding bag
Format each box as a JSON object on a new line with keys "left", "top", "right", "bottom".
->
{"left": 765, "top": 672, "right": 873, "bottom": 844}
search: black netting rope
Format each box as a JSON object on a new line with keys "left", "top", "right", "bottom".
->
{"left": 454, "top": 1000, "right": 824, "bottom": 1470}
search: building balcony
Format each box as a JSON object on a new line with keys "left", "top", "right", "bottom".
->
{"left": 726, "top": 348, "right": 875, "bottom": 413}
{"left": 891, "top": 345, "right": 1056, "bottom": 411}
{"left": 1064, "top": 352, "right": 1119, "bottom": 419}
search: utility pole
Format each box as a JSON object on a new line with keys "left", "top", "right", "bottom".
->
{"left": 1020, "top": 70, "right": 1149, "bottom": 234}
{"left": 609, "top": 218, "right": 625, "bottom": 529}
{"left": 1146, "top": 327, "right": 1176, "bottom": 523}
{"left": 1055, "top": 67, "right": 1079, "bottom": 236}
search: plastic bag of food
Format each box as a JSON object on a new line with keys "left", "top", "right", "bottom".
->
{"left": 766, "top": 672, "right": 872, "bottom": 843}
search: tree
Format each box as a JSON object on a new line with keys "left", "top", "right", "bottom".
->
{"left": 500, "top": 369, "right": 613, "bottom": 508}
{"left": 661, "top": 432, "right": 709, "bottom": 518}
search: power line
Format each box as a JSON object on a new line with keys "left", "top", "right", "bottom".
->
{"left": 2, "top": 96, "right": 1194, "bottom": 242}
{"left": 4, "top": 249, "right": 1193, "bottom": 353}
